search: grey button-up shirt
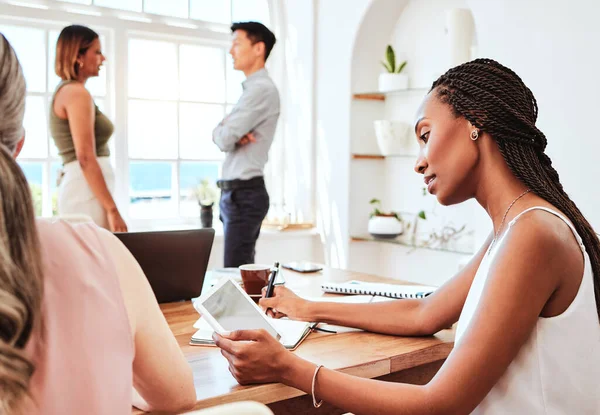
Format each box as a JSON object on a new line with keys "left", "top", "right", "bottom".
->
{"left": 212, "top": 68, "right": 280, "bottom": 180}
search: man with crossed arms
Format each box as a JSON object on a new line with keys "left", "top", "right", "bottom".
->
{"left": 212, "top": 21, "right": 280, "bottom": 267}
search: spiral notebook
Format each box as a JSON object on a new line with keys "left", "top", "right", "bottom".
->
{"left": 321, "top": 280, "right": 437, "bottom": 299}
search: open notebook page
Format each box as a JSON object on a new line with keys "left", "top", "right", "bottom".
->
{"left": 191, "top": 316, "right": 314, "bottom": 350}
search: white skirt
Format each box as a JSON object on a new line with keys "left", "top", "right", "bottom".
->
{"left": 57, "top": 157, "right": 115, "bottom": 230}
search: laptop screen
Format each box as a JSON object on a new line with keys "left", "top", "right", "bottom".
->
{"left": 114, "top": 228, "right": 215, "bottom": 303}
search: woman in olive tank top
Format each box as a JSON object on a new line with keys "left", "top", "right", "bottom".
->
{"left": 50, "top": 25, "right": 127, "bottom": 232}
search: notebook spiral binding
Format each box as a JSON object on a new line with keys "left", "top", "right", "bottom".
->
{"left": 322, "top": 281, "right": 435, "bottom": 300}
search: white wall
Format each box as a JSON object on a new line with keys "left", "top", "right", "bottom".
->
{"left": 315, "top": 0, "right": 373, "bottom": 269}
{"left": 282, "top": 0, "right": 600, "bottom": 284}
{"left": 271, "top": 0, "right": 316, "bottom": 225}
{"left": 346, "top": 0, "right": 476, "bottom": 284}
{"left": 466, "top": 0, "right": 600, "bottom": 245}
{"left": 345, "top": 0, "right": 600, "bottom": 285}
{"left": 390, "top": 0, "right": 470, "bottom": 88}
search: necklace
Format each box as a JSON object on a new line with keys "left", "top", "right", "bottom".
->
{"left": 489, "top": 189, "right": 531, "bottom": 252}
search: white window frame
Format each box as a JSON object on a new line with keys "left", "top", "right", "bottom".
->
{"left": 123, "top": 31, "right": 228, "bottom": 224}
{"left": 0, "top": 0, "right": 288, "bottom": 230}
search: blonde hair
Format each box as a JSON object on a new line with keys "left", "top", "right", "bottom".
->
{"left": 0, "top": 33, "right": 44, "bottom": 413}
{"left": 54, "top": 25, "right": 99, "bottom": 81}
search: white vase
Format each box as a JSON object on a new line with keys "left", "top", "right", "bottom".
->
{"left": 378, "top": 73, "right": 409, "bottom": 92}
{"left": 368, "top": 215, "right": 404, "bottom": 239}
{"left": 373, "top": 120, "right": 415, "bottom": 156}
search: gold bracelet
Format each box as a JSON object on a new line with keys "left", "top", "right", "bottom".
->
{"left": 312, "top": 364, "right": 324, "bottom": 408}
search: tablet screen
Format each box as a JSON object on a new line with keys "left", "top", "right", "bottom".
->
{"left": 201, "top": 279, "right": 279, "bottom": 339}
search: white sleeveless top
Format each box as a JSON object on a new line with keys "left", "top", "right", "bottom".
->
{"left": 456, "top": 207, "right": 600, "bottom": 414}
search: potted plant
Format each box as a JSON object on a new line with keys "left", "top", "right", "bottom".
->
{"left": 368, "top": 198, "right": 404, "bottom": 239}
{"left": 378, "top": 44, "right": 408, "bottom": 92}
{"left": 192, "top": 179, "right": 219, "bottom": 228}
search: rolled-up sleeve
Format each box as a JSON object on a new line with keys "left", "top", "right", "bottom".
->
{"left": 212, "top": 85, "right": 274, "bottom": 152}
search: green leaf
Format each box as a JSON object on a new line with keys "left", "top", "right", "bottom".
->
{"left": 385, "top": 45, "right": 395, "bottom": 74}
{"left": 369, "top": 198, "right": 380, "bottom": 205}
{"left": 380, "top": 61, "right": 393, "bottom": 73}
{"left": 422, "top": 187, "right": 427, "bottom": 196}
{"left": 393, "top": 212, "right": 402, "bottom": 222}
{"left": 396, "top": 61, "right": 407, "bottom": 73}
{"left": 418, "top": 210, "right": 427, "bottom": 220}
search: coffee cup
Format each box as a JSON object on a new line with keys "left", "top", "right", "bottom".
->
{"left": 239, "top": 264, "right": 271, "bottom": 302}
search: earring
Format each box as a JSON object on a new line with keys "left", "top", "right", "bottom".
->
{"left": 470, "top": 129, "right": 479, "bottom": 141}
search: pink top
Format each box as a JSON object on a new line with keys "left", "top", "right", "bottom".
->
{"left": 24, "top": 219, "right": 134, "bottom": 414}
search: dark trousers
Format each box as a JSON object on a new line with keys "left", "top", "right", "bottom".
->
{"left": 219, "top": 184, "right": 269, "bottom": 268}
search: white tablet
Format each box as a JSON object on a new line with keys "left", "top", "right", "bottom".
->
{"left": 193, "top": 276, "right": 281, "bottom": 341}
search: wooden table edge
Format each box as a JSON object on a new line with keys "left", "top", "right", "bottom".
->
{"left": 173, "top": 341, "right": 453, "bottom": 412}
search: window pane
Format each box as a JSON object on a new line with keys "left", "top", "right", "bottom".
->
{"left": 1, "top": 25, "right": 46, "bottom": 93}
{"left": 18, "top": 162, "right": 43, "bottom": 216}
{"left": 47, "top": 30, "right": 61, "bottom": 92}
{"left": 179, "top": 103, "right": 225, "bottom": 160}
{"left": 87, "top": 34, "right": 108, "bottom": 97}
{"left": 226, "top": 54, "right": 244, "bottom": 103}
{"left": 128, "top": 100, "right": 178, "bottom": 159}
{"left": 21, "top": 96, "right": 48, "bottom": 159}
{"left": 232, "top": 0, "right": 270, "bottom": 26}
{"left": 179, "top": 45, "right": 225, "bottom": 103}
{"left": 179, "top": 161, "right": 220, "bottom": 217}
{"left": 190, "top": 0, "right": 231, "bottom": 24}
{"left": 144, "top": 0, "right": 188, "bottom": 18}
{"left": 129, "top": 161, "right": 176, "bottom": 218}
{"left": 128, "top": 38, "right": 178, "bottom": 100}
{"left": 94, "top": 0, "right": 142, "bottom": 12}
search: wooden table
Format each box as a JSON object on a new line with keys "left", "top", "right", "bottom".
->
{"left": 134, "top": 268, "right": 454, "bottom": 414}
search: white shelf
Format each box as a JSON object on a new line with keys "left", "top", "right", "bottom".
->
{"left": 350, "top": 234, "right": 474, "bottom": 255}
{"left": 352, "top": 88, "right": 429, "bottom": 101}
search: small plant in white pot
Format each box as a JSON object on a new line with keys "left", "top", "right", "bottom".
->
{"left": 368, "top": 198, "right": 404, "bottom": 239}
{"left": 378, "top": 45, "right": 408, "bottom": 93}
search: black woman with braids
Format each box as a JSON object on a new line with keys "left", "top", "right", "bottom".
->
{"left": 212, "top": 59, "right": 600, "bottom": 414}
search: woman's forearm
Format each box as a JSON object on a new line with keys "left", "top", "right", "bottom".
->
{"left": 307, "top": 299, "right": 431, "bottom": 336}
{"left": 281, "top": 355, "right": 435, "bottom": 415}
{"left": 79, "top": 157, "right": 117, "bottom": 212}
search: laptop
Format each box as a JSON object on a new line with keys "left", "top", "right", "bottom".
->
{"left": 115, "top": 228, "right": 215, "bottom": 303}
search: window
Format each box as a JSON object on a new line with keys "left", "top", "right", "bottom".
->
{"left": 0, "top": 21, "right": 109, "bottom": 217}
{"left": 126, "top": 37, "right": 239, "bottom": 219}
{"left": 2, "top": 0, "right": 279, "bottom": 224}
{"left": 57, "top": 0, "right": 271, "bottom": 26}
